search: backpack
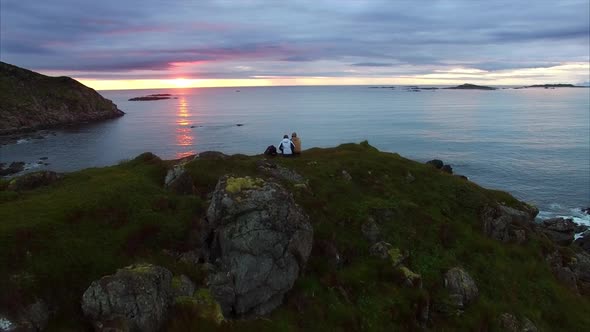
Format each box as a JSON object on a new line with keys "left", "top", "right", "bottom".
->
{"left": 264, "top": 145, "right": 278, "bottom": 156}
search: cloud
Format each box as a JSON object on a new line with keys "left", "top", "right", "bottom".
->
{"left": 351, "top": 63, "right": 394, "bottom": 67}
{"left": 1, "top": 0, "right": 588, "bottom": 84}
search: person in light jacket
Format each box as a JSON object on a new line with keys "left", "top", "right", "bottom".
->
{"left": 291, "top": 132, "right": 301, "bottom": 155}
{"left": 278, "top": 135, "right": 294, "bottom": 156}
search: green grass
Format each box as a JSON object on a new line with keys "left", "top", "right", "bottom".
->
{"left": 0, "top": 142, "right": 588, "bottom": 331}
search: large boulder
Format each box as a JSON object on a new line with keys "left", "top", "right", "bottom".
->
{"left": 537, "top": 218, "right": 576, "bottom": 246}
{"left": 443, "top": 267, "right": 479, "bottom": 310}
{"left": 206, "top": 176, "right": 313, "bottom": 317}
{"left": 481, "top": 205, "right": 534, "bottom": 243}
{"left": 81, "top": 264, "right": 175, "bottom": 332}
{"left": 6, "top": 171, "right": 62, "bottom": 191}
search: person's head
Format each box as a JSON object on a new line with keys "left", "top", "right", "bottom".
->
{"left": 291, "top": 132, "right": 297, "bottom": 138}
{"left": 283, "top": 135, "right": 288, "bottom": 139}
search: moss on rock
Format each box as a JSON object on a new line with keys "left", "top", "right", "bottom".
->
{"left": 225, "top": 176, "right": 264, "bottom": 194}
{"left": 174, "top": 289, "right": 224, "bottom": 324}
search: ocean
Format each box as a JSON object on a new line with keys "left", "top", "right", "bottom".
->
{"left": 1, "top": 85, "right": 589, "bottom": 224}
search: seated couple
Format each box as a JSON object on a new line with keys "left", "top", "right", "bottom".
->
{"left": 278, "top": 132, "right": 301, "bottom": 156}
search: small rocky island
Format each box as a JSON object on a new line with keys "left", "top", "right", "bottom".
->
{"left": 0, "top": 62, "right": 124, "bottom": 136}
{"left": 129, "top": 93, "right": 175, "bottom": 101}
{"left": 521, "top": 84, "right": 586, "bottom": 89}
{"left": 445, "top": 83, "right": 496, "bottom": 90}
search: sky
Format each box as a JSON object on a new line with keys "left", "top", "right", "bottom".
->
{"left": 1, "top": 0, "right": 589, "bottom": 90}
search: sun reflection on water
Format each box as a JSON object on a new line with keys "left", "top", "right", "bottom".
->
{"left": 175, "top": 94, "right": 197, "bottom": 158}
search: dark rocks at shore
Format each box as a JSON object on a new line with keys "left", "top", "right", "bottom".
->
{"left": 445, "top": 83, "right": 496, "bottom": 90}
{"left": 0, "top": 161, "right": 25, "bottom": 176}
{"left": 581, "top": 207, "right": 590, "bottom": 215}
{"left": 426, "top": 159, "right": 444, "bottom": 169}
{"left": 206, "top": 176, "right": 313, "bottom": 317}
{"left": 481, "top": 205, "right": 535, "bottom": 244}
{"left": 426, "top": 159, "right": 454, "bottom": 175}
{"left": 129, "top": 94, "right": 174, "bottom": 101}
{"left": 441, "top": 164, "right": 453, "bottom": 174}
{"left": 0, "top": 61, "right": 124, "bottom": 136}
{"left": 575, "top": 232, "right": 590, "bottom": 253}
{"left": 537, "top": 217, "right": 576, "bottom": 246}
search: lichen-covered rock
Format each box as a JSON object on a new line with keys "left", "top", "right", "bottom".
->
{"left": 206, "top": 176, "right": 313, "bottom": 317}
{"left": 443, "top": 267, "right": 479, "bottom": 309}
{"left": 6, "top": 171, "right": 62, "bottom": 191}
{"left": 81, "top": 264, "right": 174, "bottom": 332}
{"left": 174, "top": 289, "right": 224, "bottom": 325}
{"left": 481, "top": 205, "right": 533, "bottom": 243}
{"left": 398, "top": 266, "right": 422, "bottom": 288}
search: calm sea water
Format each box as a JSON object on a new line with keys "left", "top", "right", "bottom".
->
{"left": 1, "top": 86, "right": 589, "bottom": 223}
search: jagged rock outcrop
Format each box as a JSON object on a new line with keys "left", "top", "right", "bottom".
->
{"left": 537, "top": 217, "right": 576, "bottom": 246}
{"left": 443, "top": 267, "right": 479, "bottom": 310}
{"left": 205, "top": 176, "right": 313, "bottom": 317}
{"left": 544, "top": 250, "right": 590, "bottom": 295}
{"left": 81, "top": 264, "right": 186, "bottom": 332}
{"left": 481, "top": 205, "right": 536, "bottom": 243}
{"left": 0, "top": 61, "right": 124, "bottom": 135}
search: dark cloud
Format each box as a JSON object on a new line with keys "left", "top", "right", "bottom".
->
{"left": 1, "top": 0, "right": 588, "bottom": 80}
{"left": 351, "top": 63, "right": 394, "bottom": 67}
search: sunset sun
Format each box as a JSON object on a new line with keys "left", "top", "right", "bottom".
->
{"left": 172, "top": 78, "right": 191, "bottom": 88}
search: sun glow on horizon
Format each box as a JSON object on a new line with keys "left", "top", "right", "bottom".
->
{"left": 74, "top": 62, "right": 589, "bottom": 91}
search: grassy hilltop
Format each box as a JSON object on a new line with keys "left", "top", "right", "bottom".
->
{"left": 0, "top": 142, "right": 588, "bottom": 331}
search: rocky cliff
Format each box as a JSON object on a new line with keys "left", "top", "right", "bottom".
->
{"left": 0, "top": 62, "right": 124, "bottom": 135}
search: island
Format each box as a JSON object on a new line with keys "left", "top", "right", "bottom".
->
{"left": 519, "top": 84, "right": 587, "bottom": 89}
{"left": 444, "top": 83, "right": 496, "bottom": 90}
{"left": 129, "top": 93, "right": 174, "bottom": 101}
{"left": 0, "top": 142, "right": 588, "bottom": 331}
{"left": 0, "top": 61, "right": 124, "bottom": 136}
